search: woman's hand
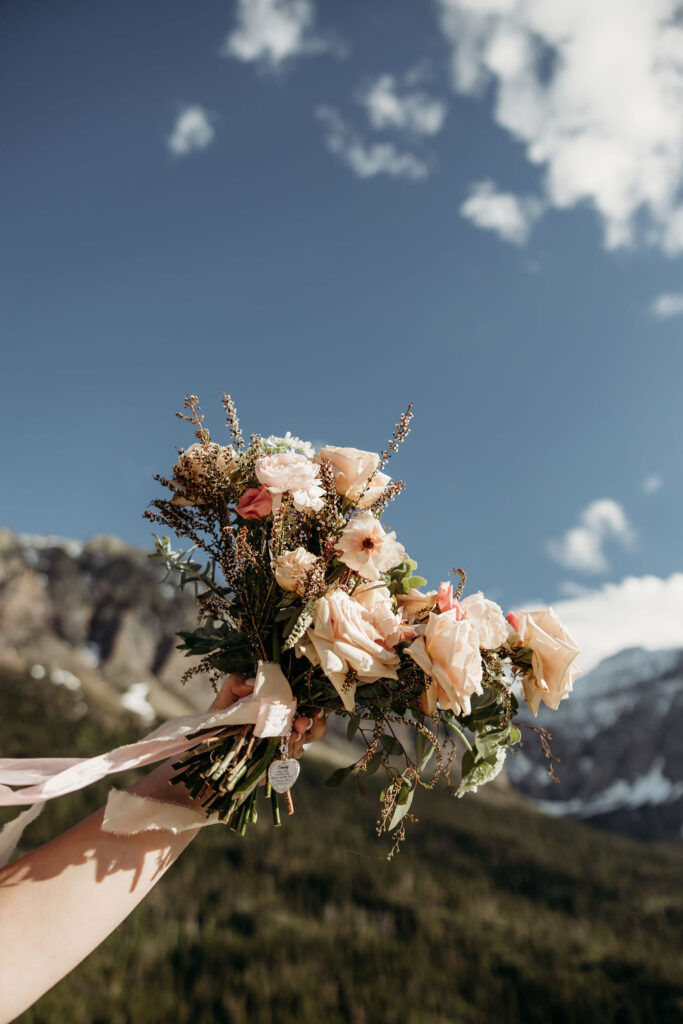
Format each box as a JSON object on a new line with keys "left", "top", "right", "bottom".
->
{"left": 210, "top": 672, "right": 328, "bottom": 759}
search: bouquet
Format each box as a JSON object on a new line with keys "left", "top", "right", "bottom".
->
{"left": 141, "top": 394, "right": 582, "bottom": 856}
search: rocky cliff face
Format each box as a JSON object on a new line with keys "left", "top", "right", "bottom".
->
{"left": 0, "top": 528, "right": 214, "bottom": 722}
{"left": 507, "top": 647, "right": 683, "bottom": 841}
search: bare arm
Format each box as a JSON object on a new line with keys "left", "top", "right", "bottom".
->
{"left": 0, "top": 676, "right": 325, "bottom": 1022}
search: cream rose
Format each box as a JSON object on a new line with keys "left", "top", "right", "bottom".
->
{"left": 296, "top": 589, "right": 400, "bottom": 711}
{"left": 396, "top": 589, "right": 437, "bottom": 620}
{"left": 406, "top": 611, "right": 483, "bottom": 716}
{"left": 255, "top": 452, "right": 325, "bottom": 513}
{"left": 352, "top": 583, "right": 402, "bottom": 648}
{"left": 273, "top": 547, "right": 318, "bottom": 594}
{"left": 336, "top": 511, "right": 405, "bottom": 581}
{"left": 315, "top": 445, "right": 392, "bottom": 509}
{"left": 513, "top": 608, "right": 581, "bottom": 716}
{"left": 459, "top": 592, "right": 508, "bottom": 650}
{"left": 170, "top": 442, "right": 237, "bottom": 506}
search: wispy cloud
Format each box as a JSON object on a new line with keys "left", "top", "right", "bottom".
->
{"left": 546, "top": 499, "right": 636, "bottom": 574}
{"left": 551, "top": 573, "right": 683, "bottom": 673}
{"left": 316, "top": 106, "right": 429, "bottom": 181}
{"left": 643, "top": 474, "right": 663, "bottom": 494}
{"left": 460, "top": 180, "right": 544, "bottom": 245}
{"left": 436, "top": 0, "right": 683, "bottom": 253}
{"left": 651, "top": 292, "right": 683, "bottom": 319}
{"left": 357, "top": 74, "right": 447, "bottom": 137}
{"left": 224, "top": 0, "right": 332, "bottom": 70}
{"left": 167, "top": 106, "right": 215, "bottom": 156}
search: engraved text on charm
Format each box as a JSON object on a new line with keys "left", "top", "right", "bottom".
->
{"left": 268, "top": 759, "right": 300, "bottom": 794}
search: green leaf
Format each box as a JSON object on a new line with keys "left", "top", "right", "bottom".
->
{"left": 380, "top": 734, "right": 404, "bottom": 756}
{"left": 460, "top": 747, "right": 477, "bottom": 780}
{"left": 324, "top": 764, "right": 356, "bottom": 787}
{"left": 388, "top": 786, "right": 414, "bottom": 831}
{"left": 363, "top": 750, "right": 383, "bottom": 775}
{"left": 415, "top": 731, "right": 436, "bottom": 772}
{"left": 508, "top": 725, "right": 522, "bottom": 746}
{"left": 347, "top": 717, "right": 360, "bottom": 741}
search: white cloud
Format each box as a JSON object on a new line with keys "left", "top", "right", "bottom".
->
{"left": 547, "top": 498, "right": 636, "bottom": 574}
{"left": 436, "top": 0, "right": 683, "bottom": 253}
{"left": 316, "top": 107, "right": 430, "bottom": 181}
{"left": 651, "top": 292, "right": 683, "bottom": 319}
{"left": 643, "top": 474, "right": 663, "bottom": 494}
{"left": 167, "top": 106, "right": 215, "bottom": 156}
{"left": 358, "top": 74, "right": 448, "bottom": 136}
{"left": 550, "top": 573, "right": 683, "bottom": 673}
{"left": 224, "top": 0, "right": 331, "bottom": 69}
{"left": 460, "top": 179, "right": 544, "bottom": 244}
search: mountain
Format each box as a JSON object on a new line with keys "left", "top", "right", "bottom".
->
{"left": 2, "top": 658, "right": 683, "bottom": 1024}
{"left": 1, "top": 530, "right": 682, "bottom": 1022}
{"left": 507, "top": 647, "right": 683, "bottom": 841}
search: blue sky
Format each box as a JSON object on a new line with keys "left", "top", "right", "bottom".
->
{"left": 2, "top": 0, "right": 683, "bottom": 667}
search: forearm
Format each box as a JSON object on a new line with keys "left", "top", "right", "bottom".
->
{"left": 0, "top": 762, "right": 199, "bottom": 1023}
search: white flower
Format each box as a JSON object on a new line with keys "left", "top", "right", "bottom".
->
{"left": 352, "top": 583, "right": 402, "bottom": 647}
{"left": 512, "top": 608, "right": 581, "bottom": 716}
{"left": 255, "top": 452, "right": 325, "bottom": 513}
{"left": 273, "top": 547, "right": 318, "bottom": 594}
{"left": 262, "top": 432, "right": 316, "bottom": 459}
{"left": 336, "top": 511, "right": 405, "bottom": 581}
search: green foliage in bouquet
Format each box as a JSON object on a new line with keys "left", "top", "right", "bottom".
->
{"left": 145, "top": 394, "right": 576, "bottom": 856}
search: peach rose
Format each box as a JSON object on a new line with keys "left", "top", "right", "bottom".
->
{"left": 352, "top": 583, "right": 402, "bottom": 647}
{"left": 273, "top": 547, "right": 318, "bottom": 593}
{"left": 459, "top": 592, "right": 508, "bottom": 649}
{"left": 315, "top": 446, "right": 392, "bottom": 509}
{"left": 235, "top": 484, "right": 273, "bottom": 520}
{"left": 511, "top": 608, "right": 581, "bottom": 716}
{"left": 296, "top": 589, "right": 400, "bottom": 711}
{"left": 396, "top": 588, "right": 437, "bottom": 620}
{"left": 255, "top": 453, "right": 325, "bottom": 513}
{"left": 336, "top": 511, "right": 405, "bottom": 581}
{"left": 406, "top": 611, "right": 483, "bottom": 716}
{"left": 170, "top": 442, "right": 237, "bottom": 506}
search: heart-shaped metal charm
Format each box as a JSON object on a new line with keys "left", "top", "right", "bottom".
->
{"left": 268, "top": 758, "right": 300, "bottom": 794}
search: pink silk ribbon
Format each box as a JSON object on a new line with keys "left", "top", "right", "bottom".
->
{"left": 0, "top": 662, "right": 296, "bottom": 864}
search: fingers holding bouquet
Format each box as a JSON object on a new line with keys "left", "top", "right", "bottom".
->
{"left": 210, "top": 672, "right": 327, "bottom": 760}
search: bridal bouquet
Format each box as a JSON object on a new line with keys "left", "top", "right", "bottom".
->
{"left": 140, "top": 394, "right": 581, "bottom": 855}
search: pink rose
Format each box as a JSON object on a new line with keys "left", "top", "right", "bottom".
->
{"left": 513, "top": 608, "right": 581, "bottom": 716}
{"left": 235, "top": 485, "right": 273, "bottom": 520}
{"left": 255, "top": 453, "right": 325, "bottom": 513}
{"left": 406, "top": 611, "right": 483, "bottom": 716}
{"left": 506, "top": 611, "right": 521, "bottom": 632}
{"left": 436, "top": 582, "right": 461, "bottom": 614}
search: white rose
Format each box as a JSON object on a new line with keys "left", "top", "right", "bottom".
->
{"left": 273, "top": 547, "right": 318, "bottom": 594}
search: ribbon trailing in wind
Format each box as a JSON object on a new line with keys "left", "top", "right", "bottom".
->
{"left": 0, "top": 662, "right": 296, "bottom": 865}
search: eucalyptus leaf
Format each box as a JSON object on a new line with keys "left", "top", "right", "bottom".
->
{"left": 324, "top": 764, "right": 356, "bottom": 787}
{"left": 388, "top": 786, "right": 414, "bottom": 831}
{"left": 381, "top": 734, "right": 404, "bottom": 756}
{"left": 347, "top": 718, "right": 360, "bottom": 741}
{"left": 363, "top": 750, "right": 383, "bottom": 775}
{"left": 415, "top": 731, "right": 436, "bottom": 772}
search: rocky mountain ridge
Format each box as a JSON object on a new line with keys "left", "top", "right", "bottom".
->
{"left": 507, "top": 646, "right": 683, "bottom": 840}
{"left": 1, "top": 529, "right": 680, "bottom": 839}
